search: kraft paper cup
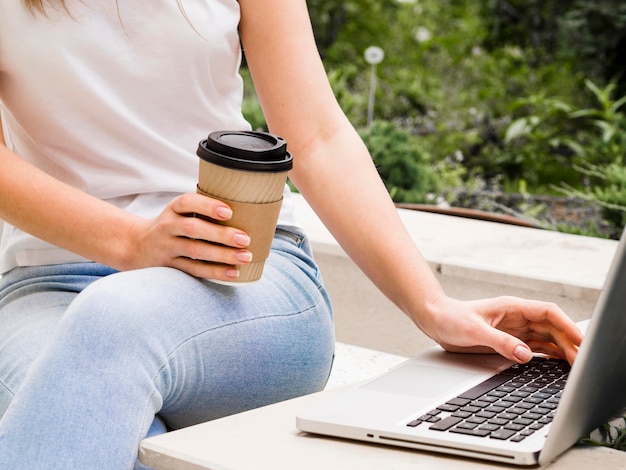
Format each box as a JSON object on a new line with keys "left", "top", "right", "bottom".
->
{"left": 196, "top": 131, "right": 293, "bottom": 283}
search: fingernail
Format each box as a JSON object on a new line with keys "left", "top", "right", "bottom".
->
{"left": 234, "top": 233, "right": 250, "bottom": 247}
{"left": 236, "top": 251, "right": 253, "bottom": 263}
{"left": 216, "top": 206, "right": 232, "bottom": 220}
{"left": 225, "top": 268, "right": 240, "bottom": 279}
{"left": 514, "top": 345, "right": 532, "bottom": 363}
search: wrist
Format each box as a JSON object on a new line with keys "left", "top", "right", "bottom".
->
{"left": 113, "top": 216, "right": 147, "bottom": 271}
{"left": 405, "top": 291, "right": 450, "bottom": 344}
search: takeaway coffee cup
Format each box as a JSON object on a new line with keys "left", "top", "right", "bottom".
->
{"left": 196, "top": 130, "right": 293, "bottom": 283}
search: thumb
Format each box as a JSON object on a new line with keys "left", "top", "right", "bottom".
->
{"left": 487, "top": 328, "right": 533, "bottom": 364}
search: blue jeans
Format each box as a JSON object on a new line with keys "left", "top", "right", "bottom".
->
{"left": 0, "top": 227, "right": 334, "bottom": 469}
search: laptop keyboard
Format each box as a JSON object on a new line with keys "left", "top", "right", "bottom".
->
{"left": 406, "top": 357, "right": 570, "bottom": 442}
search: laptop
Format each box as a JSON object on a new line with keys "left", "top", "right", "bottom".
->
{"left": 297, "top": 228, "right": 626, "bottom": 466}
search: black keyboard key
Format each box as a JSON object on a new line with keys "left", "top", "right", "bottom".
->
{"left": 523, "top": 397, "right": 544, "bottom": 404}
{"left": 470, "top": 400, "right": 492, "bottom": 408}
{"left": 447, "top": 397, "right": 471, "bottom": 407}
{"left": 457, "top": 421, "right": 479, "bottom": 430}
{"left": 480, "top": 423, "right": 501, "bottom": 432}
{"left": 540, "top": 402, "right": 558, "bottom": 410}
{"left": 461, "top": 405, "right": 481, "bottom": 413}
{"left": 501, "top": 395, "right": 523, "bottom": 403}
{"left": 488, "top": 417, "right": 509, "bottom": 426}
{"left": 513, "top": 417, "right": 534, "bottom": 426}
{"left": 492, "top": 401, "right": 513, "bottom": 409}
{"left": 511, "top": 377, "right": 533, "bottom": 384}
{"left": 533, "top": 378, "right": 553, "bottom": 386}
{"left": 485, "top": 405, "right": 507, "bottom": 414}
{"left": 533, "top": 392, "right": 552, "bottom": 400}
{"left": 516, "top": 402, "right": 535, "bottom": 410}
{"left": 466, "top": 416, "right": 488, "bottom": 425}
{"left": 450, "top": 427, "right": 492, "bottom": 437}
{"left": 478, "top": 395, "right": 499, "bottom": 403}
{"left": 458, "top": 374, "right": 512, "bottom": 400}
{"left": 437, "top": 403, "right": 461, "bottom": 412}
{"left": 490, "top": 429, "right": 517, "bottom": 440}
{"left": 530, "top": 407, "right": 551, "bottom": 416}
{"left": 429, "top": 416, "right": 463, "bottom": 431}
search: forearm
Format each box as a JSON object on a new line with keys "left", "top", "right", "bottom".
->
{"left": 0, "top": 144, "right": 141, "bottom": 270}
{"left": 288, "top": 123, "right": 445, "bottom": 330}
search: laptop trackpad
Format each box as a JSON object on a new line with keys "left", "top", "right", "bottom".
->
{"left": 361, "top": 363, "right": 478, "bottom": 398}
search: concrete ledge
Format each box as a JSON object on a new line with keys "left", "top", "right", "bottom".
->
{"left": 292, "top": 194, "right": 618, "bottom": 357}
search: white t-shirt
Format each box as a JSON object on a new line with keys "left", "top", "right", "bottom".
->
{"left": 0, "top": 1, "right": 297, "bottom": 273}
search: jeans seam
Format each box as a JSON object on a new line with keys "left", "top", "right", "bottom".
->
{"left": 0, "top": 378, "right": 15, "bottom": 399}
{"left": 165, "top": 292, "right": 323, "bottom": 359}
{"left": 151, "top": 285, "right": 328, "bottom": 402}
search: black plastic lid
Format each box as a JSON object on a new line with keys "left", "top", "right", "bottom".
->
{"left": 197, "top": 131, "right": 293, "bottom": 172}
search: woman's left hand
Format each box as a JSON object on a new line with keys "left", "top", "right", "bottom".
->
{"left": 418, "top": 295, "right": 583, "bottom": 365}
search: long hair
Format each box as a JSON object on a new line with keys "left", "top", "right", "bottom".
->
{"left": 23, "top": 0, "right": 197, "bottom": 33}
{"left": 24, "top": 0, "right": 66, "bottom": 14}
{"left": 23, "top": 1, "right": 191, "bottom": 19}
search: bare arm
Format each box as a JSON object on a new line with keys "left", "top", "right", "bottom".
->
{"left": 0, "top": 114, "right": 252, "bottom": 281}
{"left": 239, "top": 0, "right": 582, "bottom": 363}
{"left": 239, "top": 0, "right": 443, "bottom": 314}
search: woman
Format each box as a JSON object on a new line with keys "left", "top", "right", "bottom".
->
{"left": 0, "top": 1, "right": 582, "bottom": 468}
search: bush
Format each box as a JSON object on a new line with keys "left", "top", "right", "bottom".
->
{"left": 503, "top": 79, "right": 626, "bottom": 187}
{"left": 358, "top": 121, "right": 440, "bottom": 203}
{"left": 560, "top": 162, "right": 626, "bottom": 239}
{"left": 240, "top": 68, "right": 267, "bottom": 131}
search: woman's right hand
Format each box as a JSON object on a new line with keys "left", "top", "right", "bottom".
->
{"left": 125, "top": 193, "right": 252, "bottom": 281}
{"left": 1, "top": 137, "right": 250, "bottom": 280}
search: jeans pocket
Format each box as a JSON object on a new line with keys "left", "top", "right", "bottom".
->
{"left": 274, "top": 226, "right": 306, "bottom": 248}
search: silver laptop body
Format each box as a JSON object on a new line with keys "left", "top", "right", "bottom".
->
{"left": 297, "top": 228, "right": 626, "bottom": 466}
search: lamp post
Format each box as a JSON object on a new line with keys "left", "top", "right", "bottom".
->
{"left": 364, "top": 46, "right": 384, "bottom": 127}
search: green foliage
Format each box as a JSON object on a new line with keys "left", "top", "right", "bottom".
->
{"left": 307, "top": 0, "right": 396, "bottom": 60}
{"left": 240, "top": 67, "right": 267, "bottom": 131}
{"left": 567, "top": 80, "right": 626, "bottom": 164}
{"left": 483, "top": 0, "right": 626, "bottom": 94}
{"left": 580, "top": 417, "right": 626, "bottom": 451}
{"left": 560, "top": 162, "right": 626, "bottom": 238}
{"left": 237, "top": 0, "right": 626, "bottom": 239}
{"left": 241, "top": 96, "right": 266, "bottom": 132}
{"left": 503, "top": 79, "right": 626, "bottom": 214}
{"left": 326, "top": 66, "right": 369, "bottom": 125}
{"left": 499, "top": 93, "right": 587, "bottom": 187}
{"left": 358, "top": 121, "right": 440, "bottom": 203}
